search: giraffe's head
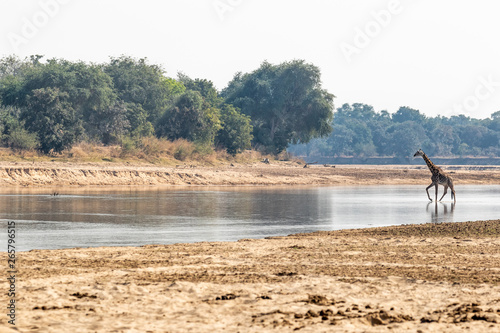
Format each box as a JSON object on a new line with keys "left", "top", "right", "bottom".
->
{"left": 413, "top": 149, "right": 424, "bottom": 157}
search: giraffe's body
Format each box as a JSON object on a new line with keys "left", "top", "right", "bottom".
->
{"left": 414, "top": 149, "right": 456, "bottom": 203}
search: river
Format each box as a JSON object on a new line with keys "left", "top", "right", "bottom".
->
{"left": 1, "top": 185, "right": 499, "bottom": 251}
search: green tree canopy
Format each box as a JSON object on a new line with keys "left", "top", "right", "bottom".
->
{"left": 86, "top": 101, "right": 130, "bottom": 144}
{"left": 392, "top": 106, "right": 426, "bottom": 123}
{"left": 0, "top": 57, "right": 117, "bottom": 144}
{"left": 387, "top": 121, "right": 428, "bottom": 161}
{"left": 178, "top": 75, "right": 220, "bottom": 107}
{"left": 0, "top": 105, "right": 39, "bottom": 150}
{"left": 22, "top": 87, "right": 82, "bottom": 153}
{"left": 104, "top": 56, "right": 176, "bottom": 126}
{"left": 222, "top": 60, "right": 334, "bottom": 153}
{"left": 156, "top": 90, "right": 221, "bottom": 146}
{"left": 288, "top": 102, "right": 500, "bottom": 160}
{"left": 17, "top": 59, "right": 115, "bottom": 111}
{"left": 216, "top": 104, "right": 253, "bottom": 155}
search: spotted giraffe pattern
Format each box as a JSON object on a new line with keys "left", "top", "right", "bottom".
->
{"left": 414, "top": 149, "right": 456, "bottom": 203}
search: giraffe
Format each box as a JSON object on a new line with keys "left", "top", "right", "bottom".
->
{"left": 413, "top": 149, "right": 456, "bottom": 203}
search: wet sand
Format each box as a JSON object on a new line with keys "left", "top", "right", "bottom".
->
{"left": 1, "top": 220, "right": 500, "bottom": 332}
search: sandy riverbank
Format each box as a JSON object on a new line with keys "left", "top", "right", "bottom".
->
{"left": 1, "top": 220, "right": 500, "bottom": 332}
{"left": 1, "top": 161, "right": 500, "bottom": 186}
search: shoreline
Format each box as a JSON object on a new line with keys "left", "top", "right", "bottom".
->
{"left": 1, "top": 161, "right": 500, "bottom": 187}
{"left": 2, "top": 220, "right": 500, "bottom": 332}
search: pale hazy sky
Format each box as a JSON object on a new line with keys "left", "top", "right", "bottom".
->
{"left": 1, "top": 0, "right": 500, "bottom": 119}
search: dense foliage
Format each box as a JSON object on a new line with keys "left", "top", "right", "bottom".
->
{"left": 288, "top": 103, "right": 500, "bottom": 161}
{"left": 222, "top": 60, "right": 335, "bottom": 153}
{"left": 4, "top": 55, "right": 496, "bottom": 161}
{"left": 0, "top": 56, "right": 334, "bottom": 156}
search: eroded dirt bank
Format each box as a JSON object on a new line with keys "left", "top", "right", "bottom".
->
{"left": 1, "top": 161, "right": 500, "bottom": 186}
{"left": 2, "top": 220, "right": 500, "bottom": 332}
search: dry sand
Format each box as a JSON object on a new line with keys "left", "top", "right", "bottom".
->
{"left": 1, "top": 221, "right": 500, "bottom": 332}
{"left": 1, "top": 162, "right": 500, "bottom": 332}
{"left": 0, "top": 160, "right": 500, "bottom": 186}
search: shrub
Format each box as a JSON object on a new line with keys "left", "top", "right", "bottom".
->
{"left": 119, "top": 136, "right": 139, "bottom": 157}
{"left": 139, "top": 136, "right": 170, "bottom": 157}
{"left": 172, "top": 139, "right": 195, "bottom": 161}
{"left": 6, "top": 127, "right": 39, "bottom": 151}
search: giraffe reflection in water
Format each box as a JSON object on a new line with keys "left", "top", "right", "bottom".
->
{"left": 427, "top": 201, "right": 455, "bottom": 223}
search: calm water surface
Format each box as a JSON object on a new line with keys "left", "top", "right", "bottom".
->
{"left": 1, "top": 185, "right": 499, "bottom": 251}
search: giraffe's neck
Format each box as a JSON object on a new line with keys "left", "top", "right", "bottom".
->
{"left": 421, "top": 153, "right": 440, "bottom": 174}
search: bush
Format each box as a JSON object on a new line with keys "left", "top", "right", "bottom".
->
{"left": 139, "top": 136, "right": 170, "bottom": 157}
{"left": 6, "top": 127, "right": 39, "bottom": 151}
{"left": 172, "top": 139, "right": 195, "bottom": 161}
{"left": 119, "top": 136, "right": 139, "bottom": 157}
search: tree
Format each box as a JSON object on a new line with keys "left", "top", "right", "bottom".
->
{"left": 124, "top": 102, "right": 154, "bottom": 138}
{"left": 1, "top": 58, "right": 117, "bottom": 145}
{"left": 290, "top": 101, "right": 500, "bottom": 160}
{"left": 488, "top": 111, "right": 500, "bottom": 132}
{"left": 326, "top": 125, "right": 355, "bottom": 157}
{"left": 104, "top": 56, "right": 174, "bottom": 125}
{"left": 448, "top": 114, "right": 472, "bottom": 127}
{"left": 178, "top": 75, "right": 220, "bottom": 107}
{"left": 17, "top": 59, "right": 116, "bottom": 111}
{"left": 335, "top": 103, "right": 376, "bottom": 123}
{"left": 177, "top": 75, "right": 254, "bottom": 155}
{"left": 460, "top": 125, "right": 497, "bottom": 149}
{"left": 370, "top": 114, "right": 392, "bottom": 156}
{"left": 156, "top": 90, "right": 221, "bottom": 145}
{"left": 22, "top": 87, "right": 82, "bottom": 153}
{"left": 0, "top": 71, "right": 25, "bottom": 106}
{"left": 216, "top": 104, "right": 253, "bottom": 155}
{"left": 392, "top": 106, "right": 425, "bottom": 124}
{"left": 388, "top": 121, "right": 428, "bottom": 161}
{"left": 0, "top": 55, "right": 31, "bottom": 80}
{"left": 0, "top": 105, "right": 39, "bottom": 150}
{"left": 223, "top": 60, "right": 334, "bottom": 153}
{"left": 429, "top": 124, "right": 459, "bottom": 156}
{"left": 0, "top": 105, "right": 21, "bottom": 141}
{"left": 86, "top": 101, "right": 130, "bottom": 144}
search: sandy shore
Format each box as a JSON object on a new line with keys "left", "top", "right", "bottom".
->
{"left": 1, "top": 161, "right": 500, "bottom": 186}
{"left": 1, "top": 220, "right": 500, "bottom": 332}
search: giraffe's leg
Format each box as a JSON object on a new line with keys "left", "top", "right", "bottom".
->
{"left": 439, "top": 185, "right": 448, "bottom": 201}
{"left": 450, "top": 183, "right": 456, "bottom": 203}
{"left": 425, "top": 183, "right": 434, "bottom": 201}
{"left": 435, "top": 184, "right": 438, "bottom": 202}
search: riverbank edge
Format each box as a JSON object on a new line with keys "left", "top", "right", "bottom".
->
{"left": 1, "top": 161, "right": 500, "bottom": 186}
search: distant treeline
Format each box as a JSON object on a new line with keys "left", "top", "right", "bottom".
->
{"left": 288, "top": 103, "right": 500, "bottom": 162}
{"left": 0, "top": 55, "right": 334, "bottom": 156}
{"left": 4, "top": 55, "right": 496, "bottom": 162}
